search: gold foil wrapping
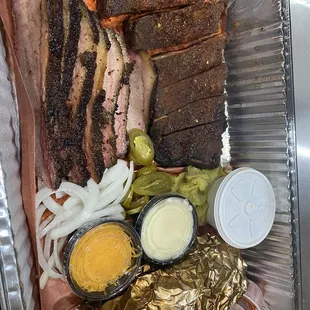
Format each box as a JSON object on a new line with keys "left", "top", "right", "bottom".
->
{"left": 78, "top": 233, "right": 247, "bottom": 310}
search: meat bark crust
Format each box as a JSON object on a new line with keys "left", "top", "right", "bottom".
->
{"left": 92, "top": 90, "right": 107, "bottom": 179}
{"left": 153, "top": 64, "right": 226, "bottom": 118}
{"left": 150, "top": 96, "right": 226, "bottom": 138}
{"left": 84, "top": 25, "right": 108, "bottom": 182}
{"left": 153, "top": 34, "right": 226, "bottom": 88}
{"left": 44, "top": 0, "right": 73, "bottom": 189}
{"left": 114, "top": 33, "right": 133, "bottom": 158}
{"left": 124, "top": 0, "right": 226, "bottom": 52}
{"left": 97, "top": 0, "right": 190, "bottom": 18}
{"left": 102, "top": 29, "right": 124, "bottom": 167}
{"left": 70, "top": 51, "right": 97, "bottom": 185}
{"left": 153, "top": 121, "right": 227, "bottom": 169}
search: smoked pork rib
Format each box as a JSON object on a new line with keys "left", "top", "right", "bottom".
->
{"left": 153, "top": 121, "right": 227, "bottom": 169}
{"left": 97, "top": 0, "right": 190, "bottom": 18}
{"left": 153, "top": 64, "right": 226, "bottom": 118}
{"left": 150, "top": 96, "right": 226, "bottom": 138}
{"left": 124, "top": 0, "right": 226, "bottom": 53}
{"left": 153, "top": 34, "right": 226, "bottom": 88}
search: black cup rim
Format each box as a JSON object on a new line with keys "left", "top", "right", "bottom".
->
{"left": 63, "top": 217, "right": 142, "bottom": 301}
{"left": 135, "top": 193, "right": 198, "bottom": 266}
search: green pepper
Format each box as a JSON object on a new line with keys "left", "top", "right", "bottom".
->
{"left": 136, "top": 165, "right": 157, "bottom": 178}
{"left": 126, "top": 205, "right": 144, "bottom": 216}
{"left": 122, "top": 186, "right": 134, "bottom": 209}
{"left": 128, "top": 196, "right": 149, "bottom": 210}
{"left": 132, "top": 172, "right": 173, "bottom": 196}
{"left": 129, "top": 128, "right": 154, "bottom": 166}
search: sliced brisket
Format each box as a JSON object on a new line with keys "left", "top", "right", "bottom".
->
{"left": 126, "top": 52, "right": 145, "bottom": 131}
{"left": 153, "top": 121, "right": 226, "bottom": 168}
{"left": 126, "top": 52, "right": 157, "bottom": 132}
{"left": 83, "top": 26, "right": 108, "bottom": 182}
{"left": 150, "top": 96, "right": 226, "bottom": 138}
{"left": 140, "top": 51, "right": 156, "bottom": 130}
{"left": 97, "top": 0, "right": 190, "bottom": 18}
{"left": 42, "top": 0, "right": 73, "bottom": 189}
{"left": 102, "top": 29, "right": 124, "bottom": 167}
{"left": 114, "top": 33, "right": 133, "bottom": 158}
{"left": 153, "top": 64, "right": 226, "bottom": 118}
{"left": 124, "top": 0, "right": 226, "bottom": 53}
{"left": 153, "top": 34, "right": 226, "bottom": 88}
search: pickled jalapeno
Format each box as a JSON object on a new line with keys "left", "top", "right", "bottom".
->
{"left": 132, "top": 172, "right": 174, "bottom": 196}
{"left": 129, "top": 129, "right": 154, "bottom": 166}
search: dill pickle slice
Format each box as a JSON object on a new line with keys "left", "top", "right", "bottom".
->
{"left": 129, "top": 128, "right": 154, "bottom": 166}
{"left": 132, "top": 172, "right": 173, "bottom": 196}
{"left": 136, "top": 165, "right": 157, "bottom": 178}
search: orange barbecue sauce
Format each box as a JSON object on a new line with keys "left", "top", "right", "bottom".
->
{"left": 69, "top": 224, "right": 135, "bottom": 292}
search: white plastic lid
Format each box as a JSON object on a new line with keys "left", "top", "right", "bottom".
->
{"left": 214, "top": 168, "right": 276, "bottom": 249}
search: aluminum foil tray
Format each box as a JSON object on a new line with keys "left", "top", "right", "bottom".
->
{"left": 226, "top": 0, "right": 298, "bottom": 309}
{"left": 0, "top": 0, "right": 299, "bottom": 309}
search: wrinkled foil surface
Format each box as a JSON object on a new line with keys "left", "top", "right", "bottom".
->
{"left": 78, "top": 233, "right": 247, "bottom": 310}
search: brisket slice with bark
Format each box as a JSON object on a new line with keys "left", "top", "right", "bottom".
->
{"left": 114, "top": 33, "right": 133, "bottom": 158}
{"left": 153, "top": 64, "right": 226, "bottom": 118}
{"left": 124, "top": 0, "right": 226, "bottom": 53}
{"left": 41, "top": 0, "right": 74, "bottom": 189}
{"left": 97, "top": 0, "right": 190, "bottom": 19}
{"left": 150, "top": 96, "right": 226, "bottom": 138}
{"left": 153, "top": 34, "right": 226, "bottom": 88}
{"left": 140, "top": 51, "right": 157, "bottom": 131}
{"left": 83, "top": 25, "right": 109, "bottom": 182}
{"left": 102, "top": 29, "right": 124, "bottom": 167}
{"left": 65, "top": 2, "right": 99, "bottom": 185}
{"left": 153, "top": 121, "right": 227, "bottom": 168}
{"left": 126, "top": 52, "right": 145, "bottom": 131}
{"left": 126, "top": 51, "right": 157, "bottom": 132}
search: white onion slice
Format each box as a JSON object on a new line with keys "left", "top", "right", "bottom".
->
{"left": 43, "top": 196, "right": 63, "bottom": 215}
{"left": 39, "top": 205, "right": 82, "bottom": 238}
{"left": 58, "top": 182, "right": 88, "bottom": 204}
{"left": 55, "top": 191, "right": 65, "bottom": 199}
{"left": 115, "top": 161, "right": 134, "bottom": 204}
{"left": 84, "top": 179, "right": 99, "bottom": 212}
{"left": 39, "top": 214, "right": 54, "bottom": 232}
{"left": 43, "top": 231, "right": 52, "bottom": 260}
{"left": 91, "top": 204, "right": 124, "bottom": 220}
{"left": 96, "top": 186, "right": 123, "bottom": 210}
{"left": 100, "top": 170, "right": 128, "bottom": 200}
{"left": 50, "top": 214, "right": 86, "bottom": 240}
{"left": 39, "top": 254, "right": 57, "bottom": 289}
{"left": 99, "top": 159, "right": 128, "bottom": 189}
{"left": 36, "top": 205, "right": 61, "bottom": 279}
{"left": 53, "top": 237, "right": 66, "bottom": 273}
{"left": 63, "top": 197, "right": 81, "bottom": 210}
{"left": 36, "top": 187, "right": 54, "bottom": 208}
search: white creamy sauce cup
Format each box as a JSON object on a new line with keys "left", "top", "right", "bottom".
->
{"left": 207, "top": 168, "right": 276, "bottom": 249}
